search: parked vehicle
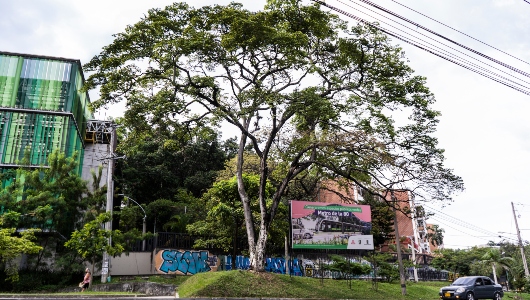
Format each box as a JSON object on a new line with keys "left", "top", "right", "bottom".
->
{"left": 439, "top": 276, "right": 503, "bottom": 300}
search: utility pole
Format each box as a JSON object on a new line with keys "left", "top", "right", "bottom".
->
{"left": 392, "top": 191, "right": 407, "bottom": 295}
{"left": 512, "top": 202, "right": 529, "bottom": 277}
{"left": 101, "top": 124, "right": 120, "bottom": 283}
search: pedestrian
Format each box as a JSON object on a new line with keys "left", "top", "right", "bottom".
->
{"left": 81, "top": 268, "right": 91, "bottom": 292}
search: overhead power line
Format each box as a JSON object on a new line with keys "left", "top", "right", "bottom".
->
{"left": 423, "top": 204, "right": 498, "bottom": 235}
{"left": 389, "top": 0, "right": 530, "bottom": 66}
{"left": 351, "top": 0, "right": 530, "bottom": 78}
{"left": 422, "top": 204, "right": 519, "bottom": 243}
{"left": 335, "top": 0, "right": 530, "bottom": 90}
{"left": 311, "top": 0, "right": 530, "bottom": 96}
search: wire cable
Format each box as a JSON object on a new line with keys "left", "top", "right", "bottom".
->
{"left": 389, "top": 0, "right": 530, "bottom": 66}
{"left": 423, "top": 204, "right": 501, "bottom": 237}
{"left": 312, "top": 0, "right": 530, "bottom": 96}
{"left": 427, "top": 216, "right": 498, "bottom": 243}
{"left": 336, "top": 0, "right": 530, "bottom": 91}
{"left": 352, "top": 0, "right": 530, "bottom": 78}
{"left": 422, "top": 204, "right": 520, "bottom": 244}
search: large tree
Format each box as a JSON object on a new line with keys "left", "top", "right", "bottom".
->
{"left": 84, "top": 1, "right": 463, "bottom": 271}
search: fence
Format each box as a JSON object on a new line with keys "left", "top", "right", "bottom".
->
{"left": 128, "top": 232, "right": 448, "bottom": 280}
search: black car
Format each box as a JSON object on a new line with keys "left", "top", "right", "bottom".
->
{"left": 439, "top": 276, "right": 503, "bottom": 300}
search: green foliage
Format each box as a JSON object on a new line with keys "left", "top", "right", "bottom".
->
{"left": 143, "top": 189, "right": 201, "bottom": 234}
{"left": 358, "top": 193, "right": 394, "bottom": 247}
{"left": 64, "top": 213, "right": 125, "bottom": 266}
{"left": 430, "top": 246, "right": 516, "bottom": 281}
{"left": 0, "top": 150, "right": 88, "bottom": 280}
{"left": 0, "top": 216, "right": 42, "bottom": 282}
{"left": 113, "top": 128, "right": 234, "bottom": 235}
{"left": 83, "top": 165, "right": 107, "bottom": 222}
{"left": 320, "top": 255, "right": 372, "bottom": 279}
{"left": 115, "top": 125, "right": 234, "bottom": 202}
{"left": 481, "top": 247, "right": 514, "bottom": 283}
{"left": 0, "top": 150, "right": 87, "bottom": 236}
{"left": 369, "top": 253, "right": 400, "bottom": 283}
{"left": 188, "top": 174, "right": 286, "bottom": 255}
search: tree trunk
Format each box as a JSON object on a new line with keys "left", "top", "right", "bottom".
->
{"left": 236, "top": 120, "right": 258, "bottom": 270}
{"left": 252, "top": 225, "right": 269, "bottom": 271}
{"left": 90, "top": 260, "right": 95, "bottom": 288}
{"left": 392, "top": 192, "right": 407, "bottom": 296}
{"left": 492, "top": 263, "right": 498, "bottom": 284}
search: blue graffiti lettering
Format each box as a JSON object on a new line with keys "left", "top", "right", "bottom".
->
{"left": 158, "top": 250, "right": 212, "bottom": 275}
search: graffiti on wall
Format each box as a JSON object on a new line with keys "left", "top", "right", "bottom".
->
{"left": 222, "top": 255, "right": 310, "bottom": 277}
{"left": 155, "top": 249, "right": 219, "bottom": 275}
{"left": 154, "top": 249, "right": 374, "bottom": 279}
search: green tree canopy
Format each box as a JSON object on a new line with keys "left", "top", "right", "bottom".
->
{"left": 65, "top": 212, "right": 127, "bottom": 281}
{"left": 0, "top": 214, "right": 42, "bottom": 282}
{"left": 188, "top": 174, "right": 288, "bottom": 261}
{"left": 0, "top": 150, "right": 87, "bottom": 236}
{"left": 0, "top": 150, "right": 89, "bottom": 273}
{"left": 84, "top": 1, "right": 463, "bottom": 271}
{"left": 115, "top": 126, "right": 235, "bottom": 201}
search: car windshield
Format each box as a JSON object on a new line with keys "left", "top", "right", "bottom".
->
{"left": 452, "top": 277, "right": 475, "bottom": 286}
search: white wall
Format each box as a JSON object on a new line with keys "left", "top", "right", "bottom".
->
{"left": 108, "top": 252, "right": 153, "bottom": 276}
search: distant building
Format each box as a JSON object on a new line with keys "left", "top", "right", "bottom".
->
{"left": 0, "top": 51, "right": 115, "bottom": 197}
{"left": 0, "top": 51, "right": 92, "bottom": 176}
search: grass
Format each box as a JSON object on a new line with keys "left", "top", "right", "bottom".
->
{"left": 3, "top": 272, "right": 530, "bottom": 299}
{"left": 178, "top": 270, "right": 530, "bottom": 300}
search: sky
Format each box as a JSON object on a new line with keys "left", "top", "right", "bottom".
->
{"left": 1, "top": 0, "right": 530, "bottom": 250}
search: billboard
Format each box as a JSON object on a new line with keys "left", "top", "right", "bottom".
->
{"left": 290, "top": 200, "right": 373, "bottom": 250}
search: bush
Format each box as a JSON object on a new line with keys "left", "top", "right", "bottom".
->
{"left": 0, "top": 268, "right": 81, "bottom": 292}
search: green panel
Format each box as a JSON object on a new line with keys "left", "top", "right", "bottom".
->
{"left": 0, "top": 55, "right": 22, "bottom": 107}
{"left": 0, "top": 53, "right": 91, "bottom": 176}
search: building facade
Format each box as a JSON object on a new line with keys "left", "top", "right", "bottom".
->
{"left": 0, "top": 51, "right": 93, "bottom": 176}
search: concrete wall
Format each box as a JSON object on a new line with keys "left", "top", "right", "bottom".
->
{"left": 108, "top": 252, "right": 153, "bottom": 276}
{"left": 81, "top": 142, "right": 111, "bottom": 189}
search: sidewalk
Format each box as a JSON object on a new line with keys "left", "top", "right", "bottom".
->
{"left": 0, "top": 296, "right": 178, "bottom": 300}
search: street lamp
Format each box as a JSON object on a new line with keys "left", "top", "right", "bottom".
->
{"left": 118, "top": 194, "right": 147, "bottom": 251}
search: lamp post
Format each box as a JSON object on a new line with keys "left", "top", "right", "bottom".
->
{"left": 118, "top": 194, "right": 147, "bottom": 251}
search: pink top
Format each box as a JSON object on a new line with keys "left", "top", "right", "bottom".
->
{"left": 83, "top": 272, "right": 91, "bottom": 283}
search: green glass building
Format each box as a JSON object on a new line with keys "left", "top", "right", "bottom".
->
{"left": 0, "top": 51, "right": 93, "bottom": 175}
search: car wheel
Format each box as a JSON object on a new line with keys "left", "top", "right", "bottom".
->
{"left": 493, "top": 292, "right": 502, "bottom": 300}
{"left": 304, "top": 233, "right": 312, "bottom": 239}
{"left": 466, "top": 292, "right": 474, "bottom": 300}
